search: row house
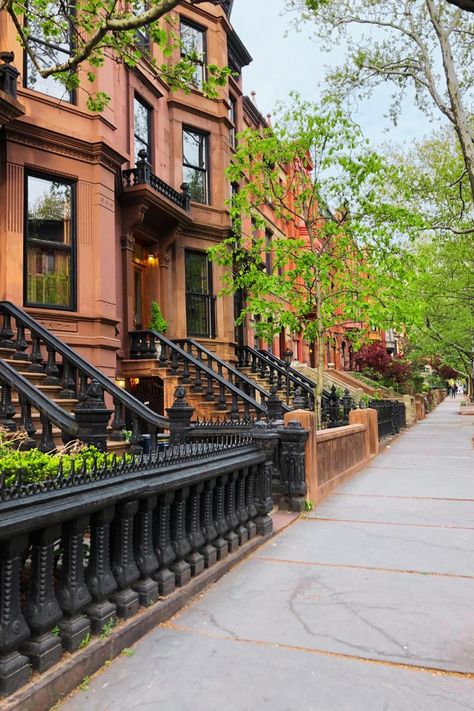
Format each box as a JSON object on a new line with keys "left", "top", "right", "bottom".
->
{"left": 0, "top": 1, "right": 251, "bottom": 389}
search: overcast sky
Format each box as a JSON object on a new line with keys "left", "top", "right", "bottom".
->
{"left": 231, "top": 0, "right": 437, "bottom": 150}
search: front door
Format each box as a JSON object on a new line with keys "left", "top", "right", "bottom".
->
{"left": 133, "top": 262, "right": 145, "bottom": 330}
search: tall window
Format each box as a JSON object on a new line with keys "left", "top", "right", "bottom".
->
{"left": 229, "top": 96, "right": 237, "bottom": 149}
{"left": 134, "top": 95, "right": 152, "bottom": 164}
{"left": 25, "top": 174, "right": 75, "bottom": 309}
{"left": 24, "top": 5, "right": 74, "bottom": 101}
{"left": 265, "top": 229, "right": 273, "bottom": 274}
{"left": 180, "top": 19, "right": 206, "bottom": 89}
{"left": 134, "top": 0, "right": 150, "bottom": 49}
{"left": 185, "top": 250, "right": 215, "bottom": 338}
{"left": 183, "top": 128, "right": 209, "bottom": 204}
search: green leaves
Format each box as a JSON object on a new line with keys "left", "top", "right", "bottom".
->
{"left": 11, "top": 0, "right": 230, "bottom": 111}
{"left": 211, "top": 92, "right": 419, "bottom": 356}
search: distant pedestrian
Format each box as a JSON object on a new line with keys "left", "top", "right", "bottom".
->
{"left": 451, "top": 384, "right": 456, "bottom": 399}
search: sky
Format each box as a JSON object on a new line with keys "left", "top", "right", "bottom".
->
{"left": 231, "top": 0, "right": 437, "bottom": 150}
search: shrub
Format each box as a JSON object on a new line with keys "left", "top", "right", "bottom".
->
{"left": 0, "top": 430, "right": 130, "bottom": 489}
{"left": 148, "top": 301, "right": 168, "bottom": 334}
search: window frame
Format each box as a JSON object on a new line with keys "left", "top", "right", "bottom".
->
{"left": 23, "top": 2, "right": 75, "bottom": 103}
{"left": 24, "top": 171, "right": 77, "bottom": 312}
{"left": 182, "top": 126, "right": 210, "bottom": 205}
{"left": 133, "top": 94, "right": 153, "bottom": 165}
{"left": 229, "top": 95, "right": 237, "bottom": 150}
{"left": 184, "top": 249, "right": 215, "bottom": 338}
{"left": 180, "top": 17, "right": 207, "bottom": 90}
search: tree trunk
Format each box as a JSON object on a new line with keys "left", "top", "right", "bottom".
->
{"left": 427, "top": 0, "right": 474, "bottom": 202}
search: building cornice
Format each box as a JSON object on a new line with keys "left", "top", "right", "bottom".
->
{"left": 4, "top": 121, "right": 127, "bottom": 172}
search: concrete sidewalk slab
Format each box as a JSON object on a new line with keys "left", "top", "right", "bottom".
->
{"left": 60, "top": 628, "right": 474, "bottom": 711}
{"left": 310, "top": 494, "right": 474, "bottom": 528}
{"left": 260, "top": 517, "right": 474, "bottom": 576}
{"left": 174, "top": 557, "right": 474, "bottom": 673}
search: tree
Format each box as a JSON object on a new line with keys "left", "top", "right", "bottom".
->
{"left": 4, "top": 0, "right": 230, "bottom": 110}
{"left": 210, "top": 94, "right": 420, "bottom": 421}
{"left": 288, "top": 0, "right": 474, "bottom": 209}
{"left": 387, "top": 128, "right": 474, "bottom": 397}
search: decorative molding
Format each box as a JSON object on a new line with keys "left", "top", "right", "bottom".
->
{"left": 5, "top": 123, "right": 126, "bottom": 173}
{"left": 78, "top": 181, "right": 93, "bottom": 245}
{"left": 120, "top": 235, "right": 135, "bottom": 252}
{"left": 37, "top": 320, "right": 78, "bottom": 333}
{"left": 99, "top": 194, "right": 115, "bottom": 213}
{"left": 158, "top": 253, "right": 170, "bottom": 269}
{"left": 6, "top": 162, "right": 23, "bottom": 234}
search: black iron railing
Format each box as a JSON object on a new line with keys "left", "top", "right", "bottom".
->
{"left": 0, "top": 302, "right": 168, "bottom": 452}
{"left": 0, "top": 358, "right": 77, "bottom": 450}
{"left": 369, "top": 399, "right": 407, "bottom": 439}
{"left": 174, "top": 338, "right": 289, "bottom": 415}
{"left": 121, "top": 150, "right": 191, "bottom": 212}
{"left": 0, "top": 426, "right": 275, "bottom": 697}
{"left": 236, "top": 345, "right": 316, "bottom": 410}
{"left": 321, "top": 385, "right": 356, "bottom": 429}
{"left": 130, "top": 330, "right": 268, "bottom": 420}
{"left": 185, "top": 292, "right": 216, "bottom": 338}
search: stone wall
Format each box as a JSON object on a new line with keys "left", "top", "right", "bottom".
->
{"left": 283, "top": 408, "right": 377, "bottom": 506}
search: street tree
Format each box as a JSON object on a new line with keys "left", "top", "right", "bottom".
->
{"left": 210, "top": 94, "right": 420, "bottom": 421}
{"left": 388, "top": 128, "right": 474, "bottom": 395}
{"left": 3, "top": 0, "right": 230, "bottom": 110}
{"left": 288, "top": 0, "right": 474, "bottom": 208}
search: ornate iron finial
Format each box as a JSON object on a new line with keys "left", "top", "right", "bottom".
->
{"left": 137, "top": 148, "right": 148, "bottom": 161}
{"left": 292, "top": 386, "right": 306, "bottom": 410}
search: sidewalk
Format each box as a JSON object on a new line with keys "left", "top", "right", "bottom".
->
{"left": 60, "top": 398, "right": 474, "bottom": 710}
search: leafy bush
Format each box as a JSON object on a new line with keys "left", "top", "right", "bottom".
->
{"left": 353, "top": 344, "right": 413, "bottom": 390}
{"left": 148, "top": 301, "right": 168, "bottom": 334}
{"left": 0, "top": 430, "right": 129, "bottom": 489}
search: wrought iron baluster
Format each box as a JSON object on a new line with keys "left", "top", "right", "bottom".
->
{"left": 86, "top": 507, "right": 117, "bottom": 634}
{"left": 224, "top": 471, "right": 239, "bottom": 553}
{"left": 21, "top": 525, "right": 63, "bottom": 672}
{"left": 110, "top": 500, "right": 140, "bottom": 619}
{"left": 0, "top": 313, "right": 14, "bottom": 349}
{"left": 44, "top": 348, "right": 60, "bottom": 384}
{"left": 153, "top": 491, "right": 176, "bottom": 596}
{"left": 12, "top": 323, "right": 29, "bottom": 361}
{"left": 186, "top": 483, "right": 205, "bottom": 576}
{"left": 28, "top": 335, "right": 44, "bottom": 373}
{"left": 133, "top": 496, "right": 159, "bottom": 606}
{"left": 170, "top": 487, "right": 191, "bottom": 587}
{"left": 200, "top": 478, "right": 218, "bottom": 568}
{"left": 57, "top": 515, "right": 91, "bottom": 652}
{"left": 0, "top": 535, "right": 31, "bottom": 695}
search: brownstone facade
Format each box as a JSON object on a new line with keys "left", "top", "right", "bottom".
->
{"left": 0, "top": 2, "right": 250, "bottom": 379}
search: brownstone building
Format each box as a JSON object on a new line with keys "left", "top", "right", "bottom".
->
{"left": 0, "top": 1, "right": 251, "bottom": 387}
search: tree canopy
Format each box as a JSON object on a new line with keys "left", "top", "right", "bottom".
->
{"left": 384, "top": 127, "right": 474, "bottom": 385}
{"left": 210, "top": 94, "right": 420, "bottom": 414}
{"left": 288, "top": 0, "right": 474, "bottom": 204}
{"left": 5, "top": 0, "right": 230, "bottom": 110}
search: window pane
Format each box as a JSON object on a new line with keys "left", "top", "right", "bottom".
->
{"left": 27, "top": 246, "right": 71, "bottom": 306}
{"left": 185, "top": 251, "right": 208, "bottom": 293}
{"left": 26, "top": 44, "right": 72, "bottom": 100}
{"left": 26, "top": 175, "right": 73, "bottom": 307}
{"left": 183, "top": 166, "right": 206, "bottom": 203}
{"left": 134, "top": 97, "right": 151, "bottom": 163}
{"left": 183, "top": 129, "right": 206, "bottom": 169}
{"left": 181, "top": 22, "right": 204, "bottom": 60}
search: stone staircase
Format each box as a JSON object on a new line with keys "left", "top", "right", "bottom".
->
{"left": 0, "top": 302, "right": 167, "bottom": 454}
{"left": 0, "top": 345, "right": 129, "bottom": 453}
